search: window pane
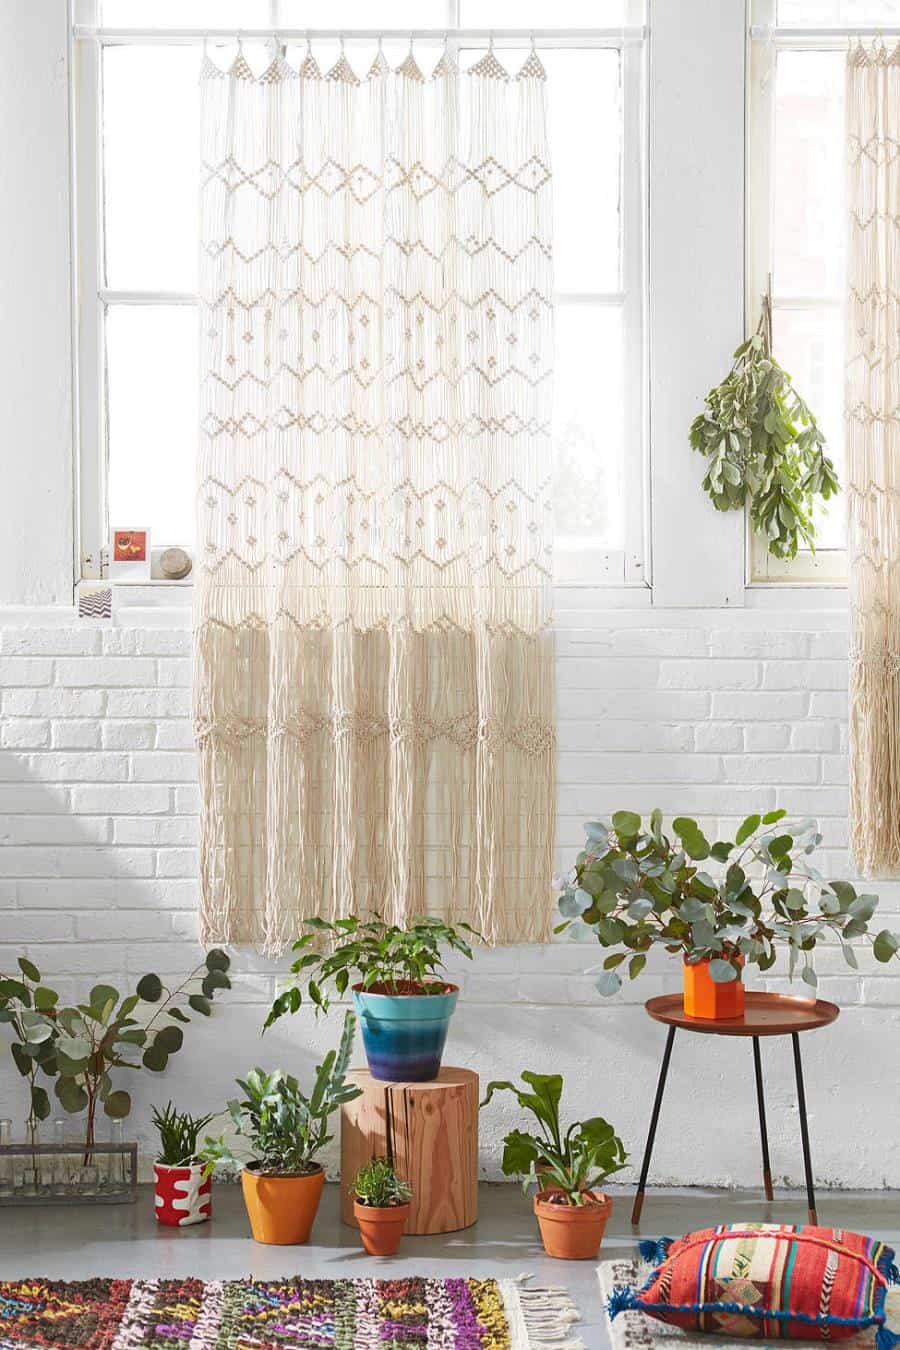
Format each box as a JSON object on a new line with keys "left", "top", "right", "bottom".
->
{"left": 554, "top": 304, "right": 624, "bottom": 550}
{"left": 544, "top": 49, "right": 621, "bottom": 293}
{"left": 101, "top": 1, "right": 270, "bottom": 21}
{"left": 461, "top": 0, "right": 630, "bottom": 21}
{"left": 777, "top": 0, "right": 900, "bottom": 22}
{"left": 772, "top": 51, "right": 844, "bottom": 297}
{"left": 278, "top": 1, "right": 444, "bottom": 21}
{"left": 773, "top": 304, "right": 846, "bottom": 551}
{"left": 103, "top": 47, "right": 199, "bottom": 291}
{"left": 106, "top": 306, "right": 197, "bottom": 546}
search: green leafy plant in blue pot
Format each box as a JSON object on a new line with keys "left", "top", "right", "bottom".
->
{"left": 264, "top": 916, "right": 481, "bottom": 1081}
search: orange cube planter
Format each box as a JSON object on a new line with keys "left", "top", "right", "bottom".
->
{"left": 682, "top": 956, "right": 745, "bottom": 1020}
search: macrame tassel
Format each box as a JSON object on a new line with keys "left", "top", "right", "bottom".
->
{"left": 638, "top": 1236, "right": 673, "bottom": 1266}
{"left": 607, "top": 1286, "right": 636, "bottom": 1321}
{"left": 507, "top": 1280, "right": 585, "bottom": 1350}
{"left": 876, "top": 1325, "right": 900, "bottom": 1350}
{"left": 878, "top": 1249, "right": 900, "bottom": 1285}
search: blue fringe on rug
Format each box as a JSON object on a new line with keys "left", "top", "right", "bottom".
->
{"left": 606, "top": 1286, "right": 635, "bottom": 1321}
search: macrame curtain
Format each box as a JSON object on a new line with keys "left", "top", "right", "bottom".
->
{"left": 195, "top": 40, "right": 555, "bottom": 953}
{"left": 847, "top": 42, "right": 900, "bottom": 873}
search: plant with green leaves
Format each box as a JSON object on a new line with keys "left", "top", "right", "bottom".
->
{"left": 690, "top": 294, "right": 838, "bottom": 559}
{"left": 151, "top": 1101, "right": 216, "bottom": 1167}
{"left": 353, "top": 1156, "right": 412, "bottom": 1208}
{"left": 264, "top": 915, "right": 481, "bottom": 1027}
{"left": 0, "top": 950, "right": 231, "bottom": 1157}
{"left": 202, "top": 1010, "right": 362, "bottom": 1177}
{"left": 556, "top": 810, "right": 899, "bottom": 996}
{"left": 481, "top": 1071, "right": 627, "bottom": 1206}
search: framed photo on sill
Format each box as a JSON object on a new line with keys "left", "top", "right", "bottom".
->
{"left": 109, "top": 526, "right": 151, "bottom": 581}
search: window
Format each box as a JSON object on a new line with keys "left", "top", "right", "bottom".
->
{"left": 73, "top": 0, "right": 647, "bottom": 584}
{"left": 747, "top": 0, "right": 900, "bottom": 582}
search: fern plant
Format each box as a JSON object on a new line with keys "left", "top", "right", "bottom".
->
{"left": 690, "top": 294, "right": 838, "bottom": 559}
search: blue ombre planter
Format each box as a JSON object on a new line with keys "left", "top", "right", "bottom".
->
{"left": 351, "top": 984, "right": 459, "bottom": 1081}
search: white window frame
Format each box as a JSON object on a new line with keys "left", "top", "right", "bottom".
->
{"left": 746, "top": 0, "right": 849, "bottom": 587}
{"left": 70, "top": 0, "right": 649, "bottom": 588}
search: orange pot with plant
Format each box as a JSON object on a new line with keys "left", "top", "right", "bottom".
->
{"left": 683, "top": 954, "right": 745, "bottom": 1020}
{"left": 534, "top": 1189, "right": 612, "bottom": 1260}
{"left": 481, "top": 1069, "right": 626, "bottom": 1261}
{"left": 200, "top": 1011, "right": 361, "bottom": 1246}
{"left": 352, "top": 1156, "right": 412, "bottom": 1256}
{"left": 242, "top": 1163, "right": 324, "bottom": 1245}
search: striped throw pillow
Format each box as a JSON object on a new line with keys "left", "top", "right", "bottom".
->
{"left": 608, "top": 1224, "right": 899, "bottom": 1348}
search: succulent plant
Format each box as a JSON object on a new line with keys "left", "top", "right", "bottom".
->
{"left": 353, "top": 1155, "right": 412, "bottom": 1208}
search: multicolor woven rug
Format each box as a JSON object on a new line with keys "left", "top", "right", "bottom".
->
{"left": 598, "top": 1260, "right": 900, "bottom": 1350}
{"left": 0, "top": 1275, "right": 584, "bottom": 1350}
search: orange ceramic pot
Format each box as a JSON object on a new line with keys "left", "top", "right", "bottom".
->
{"left": 353, "top": 1198, "right": 410, "bottom": 1256}
{"left": 683, "top": 956, "right": 745, "bottom": 1020}
{"left": 533, "top": 1190, "right": 612, "bottom": 1260}
{"left": 241, "top": 1163, "right": 324, "bottom": 1245}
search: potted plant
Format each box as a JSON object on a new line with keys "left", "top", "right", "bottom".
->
{"left": 202, "top": 1010, "right": 361, "bottom": 1245}
{"left": 557, "top": 810, "right": 900, "bottom": 1020}
{"left": 151, "top": 1102, "right": 215, "bottom": 1226}
{"left": 481, "top": 1071, "right": 626, "bottom": 1260}
{"left": 352, "top": 1155, "right": 413, "bottom": 1256}
{"left": 0, "top": 950, "right": 231, "bottom": 1199}
{"left": 264, "top": 915, "right": 481, "bottom": 1081}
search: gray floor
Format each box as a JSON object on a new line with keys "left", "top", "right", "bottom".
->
{"left": 2, "top": 1184, "right": 900, "bottom": 1349}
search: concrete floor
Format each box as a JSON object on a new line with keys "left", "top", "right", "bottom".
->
{"left": 2, "top": 1184, "right": 900, "bottom": 1349}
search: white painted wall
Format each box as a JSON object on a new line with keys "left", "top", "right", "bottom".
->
{"left": 0, "top": 1, "right": 74, "bottom": 608}
{"left": 1, "top": 607, "right": 895, "bottom": 1191}
{"left": 1, "top": 0, "right": 895, "bottom": 1194}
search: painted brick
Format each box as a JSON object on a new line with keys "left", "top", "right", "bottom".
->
{"left": 130, "top": 752, "right": 197, "bottom": 783}
{"left": 710, "top": 691, "right": 809, "bottom": 721}
{"left": 2, "top": 687, "right": 106, "bottom": 717}
{"left": 2, "top": 718, "right": 50, "bottom": 748}
{"left": 0, "top": 657, "right": 53, "bottom": 685}
{"left": 101, "top": 720, "right": 156, "bottom": 750}
{"left": 55, "top": 657, "right": 156, "bottom": 687}
{"left": 660, "top": 659, "right": 760, "bottom": 690}
{"left": 102, "top": 629, "right": 190, "bottom": 656}
{"left": 743, "top": 723, "right": 791, "bottom": 752}
{"left": 106, "top": 689, "right": 190, "bottom": 717}
{"left": 51, "top": 719, "right": 103, "bottom": 749}
{"left": 70, "top": 785, "right": 170, "bottom": 814}
{"left": 1, "top": 629, "right": 101, "bottom": 656}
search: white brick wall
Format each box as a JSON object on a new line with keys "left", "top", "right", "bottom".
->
{"left": 1, "top": 609, "right": 897, "bottom": 1189}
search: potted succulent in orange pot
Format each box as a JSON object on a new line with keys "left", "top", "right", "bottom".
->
{"left": 481, "top": 1071, "right": 626, "bottom": 1260}
{"left": 352, "top": 1156, "right": 412, "bottom": 1256}
{"left": 557, "top": 809, "right": 898, "bottom": 1019}
{"left": 201, "top": 1011, "right": 361, "bottom": 1245}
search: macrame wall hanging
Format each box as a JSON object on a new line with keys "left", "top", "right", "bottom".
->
{"left": 846, "top": 40, "right": 900, "bottom": 875}
{"left": 195, "top": 37, "right": 555, "bottom": 953}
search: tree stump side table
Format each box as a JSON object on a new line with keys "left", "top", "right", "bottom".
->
{"left": 632, "top": 992, "right": 840, "bottom": 1227}
{"left": 340, "top": 1067, "right": 478, "bottom": 1235}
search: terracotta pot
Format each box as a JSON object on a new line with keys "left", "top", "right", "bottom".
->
{"left": 533, "top": 1190, "right": 612, "bottom": 1260}
{"left": 153, "top": 1161, "right": 212, "bottom": 1226}
{"left": 682, "top": 955, "right": 745, "bottom": 1020}
{"left": 353, "top": 1197, "right": 411, "bottom": 1256}
{"left": 241, "top": 1162, "right": 324, "bottom": 1245}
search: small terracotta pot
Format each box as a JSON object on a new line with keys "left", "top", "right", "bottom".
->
{"left": 153, "top": 1161, "right": 212, "bottom": 1226}
{"left": 682, "top": 955, "right": 745, "bottom": 1020}
{"left": 241, "top": 1162, "right": 324, "bottom": 1245}
{"left": 353, "top": 1197, "right": 410, "bottom": 1256}
{"left": 533, "top": 1190, "right": 612, "bottom": 1260}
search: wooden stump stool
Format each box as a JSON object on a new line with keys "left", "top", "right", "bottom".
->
{"left": 340, "top": 1067, "right": 478, "bottom": 1235}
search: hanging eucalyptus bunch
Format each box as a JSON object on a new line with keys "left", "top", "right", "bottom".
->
{"left": 689, "top": 294, "right": 839, "bottom": 559}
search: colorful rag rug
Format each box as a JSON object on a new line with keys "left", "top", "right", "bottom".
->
{"left": 0, "top": 1274, "right": 584, "bottom": 1350}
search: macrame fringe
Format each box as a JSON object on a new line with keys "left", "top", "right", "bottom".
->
{"left": 504, "top": 1278, "right": 585, "bottom": 1350}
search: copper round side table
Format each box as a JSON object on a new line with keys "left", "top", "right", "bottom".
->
{"left": 631, "top": 992, "right": 840, "bottom": 1227}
